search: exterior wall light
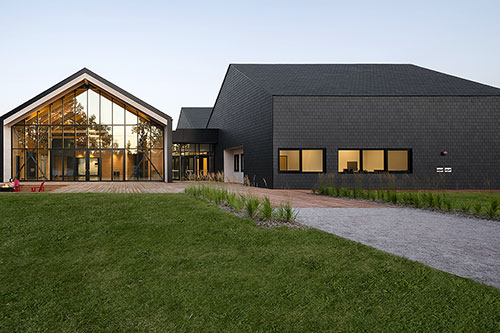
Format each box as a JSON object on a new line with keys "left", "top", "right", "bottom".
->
{"left": 441, "top": 151, "right": 448, "bottom": 156}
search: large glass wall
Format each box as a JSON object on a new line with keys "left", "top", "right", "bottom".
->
{"left": 11, "top": 83, "right": 164, "bottom": 181}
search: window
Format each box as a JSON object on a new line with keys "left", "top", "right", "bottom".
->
{"left": 279, "top": 150, "right": 300, "bottom": 171}
{"left": 302, "top": 150, "right": 323, "bottom": 172}
{"left": 338, "top": 149, "right": 411, "bottom": 173}
{"left": 234, "top": 154, "right": 240, "bottom": 172}
{"left": 362, "top": 150, "right": 384, "bottom": 172}
{"left": 240, "top": 154, "right": 244, "bottom": 172}
{"left": 279, "top": 149, "right": 324, "bottom": 173}
{"left": 388, "top": 150, "right": 409, "bottom": 171}
{"left": 338, "top": 150, "right": 360, "bottom": 173}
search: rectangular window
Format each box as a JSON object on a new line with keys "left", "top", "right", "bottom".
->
{"left": 279, "top": 150, "right": 300, "bottom": 171}
{"left": 240, "top": 154, "right": 244, "bottom": 172}
{"left": 338, "top": 150, "right": 360, "bottom": 173}
{"left": 234, "top": 154, "right": 239, "bottom": 172}
{"left": 388, "top": 150, "right": 409, "bottom": 171}
{"left": 279, "top": 149, "right": 324, "bottom": 173}
{"left": 338, "top": 149, "right": 411, "bottom": 173}
{"left": 362, "top": 150, "right": 384, "bottom": 172}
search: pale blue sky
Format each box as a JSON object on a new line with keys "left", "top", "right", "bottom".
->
{"left": 1, "top": 0, "right": 499, "bottom": 126}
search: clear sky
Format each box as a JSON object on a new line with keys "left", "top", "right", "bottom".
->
{"left": 1, "top": 0, "right": 499, "bottom": 126}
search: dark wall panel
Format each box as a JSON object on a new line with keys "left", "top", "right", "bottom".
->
{"left": 208, "top": 66, "right": 273, "bottom": 187}
{"left": 273, "top": 96, "right": 500, "bottom": 189}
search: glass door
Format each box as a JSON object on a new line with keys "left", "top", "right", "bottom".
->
{"left": 181, "top": 156, "right": 195, "bottom": 180}
{"left": 197, "top": 156, "right": 208, "bottom": 177}
{"left": 172, "top": 156, "right": 180, "bottom": 180}
{"left": 76, "top": 151, "right": 87, "bottom": 181}
{"left": 88, "top": 151, "right": 100, "bottom": 181}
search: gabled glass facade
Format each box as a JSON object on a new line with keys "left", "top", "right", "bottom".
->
{"left": 12, "top": 83, "right": 164, "bottom": 181}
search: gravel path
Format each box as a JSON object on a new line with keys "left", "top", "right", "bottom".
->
{"left": 298, "top": 207, "right": 500, "bottom": 289}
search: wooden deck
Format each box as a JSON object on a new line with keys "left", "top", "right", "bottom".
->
{"left": 10, "top": 181, "right": 386, "bottom": 208}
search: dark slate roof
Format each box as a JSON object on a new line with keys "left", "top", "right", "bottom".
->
{"left": 177, "top": 107, "right": 213, "bottom": 129}
{"left": 231, "top": 64, "right": 500, "bottom": 96}
{"left": 1, "top": 68, "right": 171, "bottom": 122}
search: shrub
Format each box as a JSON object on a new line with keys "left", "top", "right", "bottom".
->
{"left": 443, "top": 197, "right": 454, "bottom": 212}
{"left": 459, "top": 201, "right": 472, "bottom": 214}
{"left": 413, "top": 194, "right": 423, "bottom": 208}
{"left": 260, "top": 196, "right": 274, "bottom": 220}
{"left": 486, "top": 199, "right": 500, "bottom": 219}
{"left": 472, "top": 202, "right": 482, "bottom": 215}
{"left": 245, "top": 197, "right": 260, "bottom": 219}
{"left": 227, "top": 192, "right": 244, "bottom": 212}
{"left": 278, "top": 202, "right": 298, "bottom": 223}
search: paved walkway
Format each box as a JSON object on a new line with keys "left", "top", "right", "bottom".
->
{"left": 298, "top": 207, "right": 500, "bottom": 289}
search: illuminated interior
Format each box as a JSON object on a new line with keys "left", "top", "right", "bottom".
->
{"left": 11, "top": 83, "right": 164, "bottom": 181}
{"left": 338, "top": 150, "right": 360, "bottom": 172}
{"left": 388, "top": 150, "right": 409, "bottom": 171}
{"left": 279, "top": 150, "right": 300, "bottom": 171}
{"left": 302, "top": 150, "right": 323, "bottom": 172}
{"left": 362, "top": 150, "right": 384, "bottom": 172}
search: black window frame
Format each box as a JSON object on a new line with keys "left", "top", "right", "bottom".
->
{"left": 240, "top": 153, "right": 244, "bottom": 172}
{"left": 278, "top": 148, "right": 326, "bottom": 174}
{"left": 337, "top": 148, "right": 412, "bottom": 174}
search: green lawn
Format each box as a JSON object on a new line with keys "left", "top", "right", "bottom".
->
{"left": 1, "top": 194, "right": 499, "bottom": 332}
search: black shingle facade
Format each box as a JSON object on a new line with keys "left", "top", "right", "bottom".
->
{"left": 207, "top": 64, "right": 500, "bottom": 189}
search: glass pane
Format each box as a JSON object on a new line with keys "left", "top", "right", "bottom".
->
{"left": 75, "top": 150, "right": 87, "bottom": 181}
{"left": 88, "top": 150, "right": 100, "bottom": 181}
{"left": 88, "top": 125, "right": 100, "bottom": 149}
{"left": 64, "top": 150, "right": 75, "bottom": 180}
{"left": 51, "top": 126, "right": 63, "bottom": 148}
{"left": 100, "top": 125, "right": 113, "bottom": 148}
{"left": 26, "top": 149, "right": 38, "bottom": 180}
{"left": 151, "top": 149, "right": 163, "bottom": 180}
{"left": 88, "top": 88, "right": 100, "bottom": 125}
{"left": 362, "top": 150, "right": 384, "bottom": 172}
{"left": 39, "top": 106, "right": 50, "bottom": 125}
{"left": 137, "top": 151, "right": 149, "bottom": 180}
{"left": 302, "top": 150, "right": 323, "bottom": 172}
{"left": 74, "top": 88, "right": 88, "bottom": 125}
{"left": 126, "top": 149, "right": 138, "bottom": 180}
{"left": 25, "top": 111, "right": 37, "bottom": 125}
{"left": 199, "top": 144, "right": 211, "bottom": 153}
{"left": 279, "top": 150, "right": 300, "bottom": 171}
{"left": 25, "top": 126, "right": 37, "bottom": 148}
{"left": 38, "top": 126, "right": 49, "bottom": 148}
{"left": 388, "top": 150, "right": 409, "bottom": 171}
{"left": 76, "top": 126, "right": 87, "bottom": 148}
{"left": 63, "top": 92, "right": 75, "bottom": 125}
{"left": 338, "top": 150, "right": 360, "bottom": 173}
{"left": 63, "top": 126, "right": 75, "bottom": 148}
{"left": 51, "top": 150, "right": 63, "bottom": 181}
{"left": 51, "top": 99, "right": 63, "bottom": 125}
{"left": 125, "top": 126, "right": 137, "bottom": 149}
{"left": 151, "top": 125, "right": 163, "bottom": 148}
{"left": 126, "top": 105, "right": 137, "bottom": 125}
{"left": 100, "top": 91, "right": 112, "bottom": 124}
{"left": 113, "top": 150, "right": 124, "bottom": 181}
{"left": 113, "top": 100, "right": 125, "bottom": 125}
{"left": 137, "top": 122, "right": 150, "bottom": 150}
{"left": 101, "top": 150, "right": 112, "bottom": 181}
{"left": 38, "top": 149, "right": 49, "bottom": 180}
{"left": 172, "top": 144, "right": 180, "bottom": 155}
{"left": 12, "top": 126, "right": 25, "bottom": 149}
{"left": 113, "top": 126, "right": 124, "bottom": 149}
{"left": 12, "top": 149, "right": 25, "bottom": 180}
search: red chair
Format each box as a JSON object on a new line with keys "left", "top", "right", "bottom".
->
{"left": 31, "top": 181, "right": 45, "bottom": 193}
{"left": 13, "top": 179, "right": 20, "bottom": 192}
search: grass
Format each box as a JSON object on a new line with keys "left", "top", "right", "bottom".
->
{"left": 1, "top": 193, "right": 499, "bottom": 331}
{"left": 315, "top": 184, "right": 500, "bottom": 220}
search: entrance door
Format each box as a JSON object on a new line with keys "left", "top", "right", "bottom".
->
{"left": 172, "top": 156, "right": 180, "bottom": 180}
{"left": 181, "top": 156, "right": 195, "bottom": 180}
{"left": 75, "top": 151, "right": 100, "bottom": 181}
